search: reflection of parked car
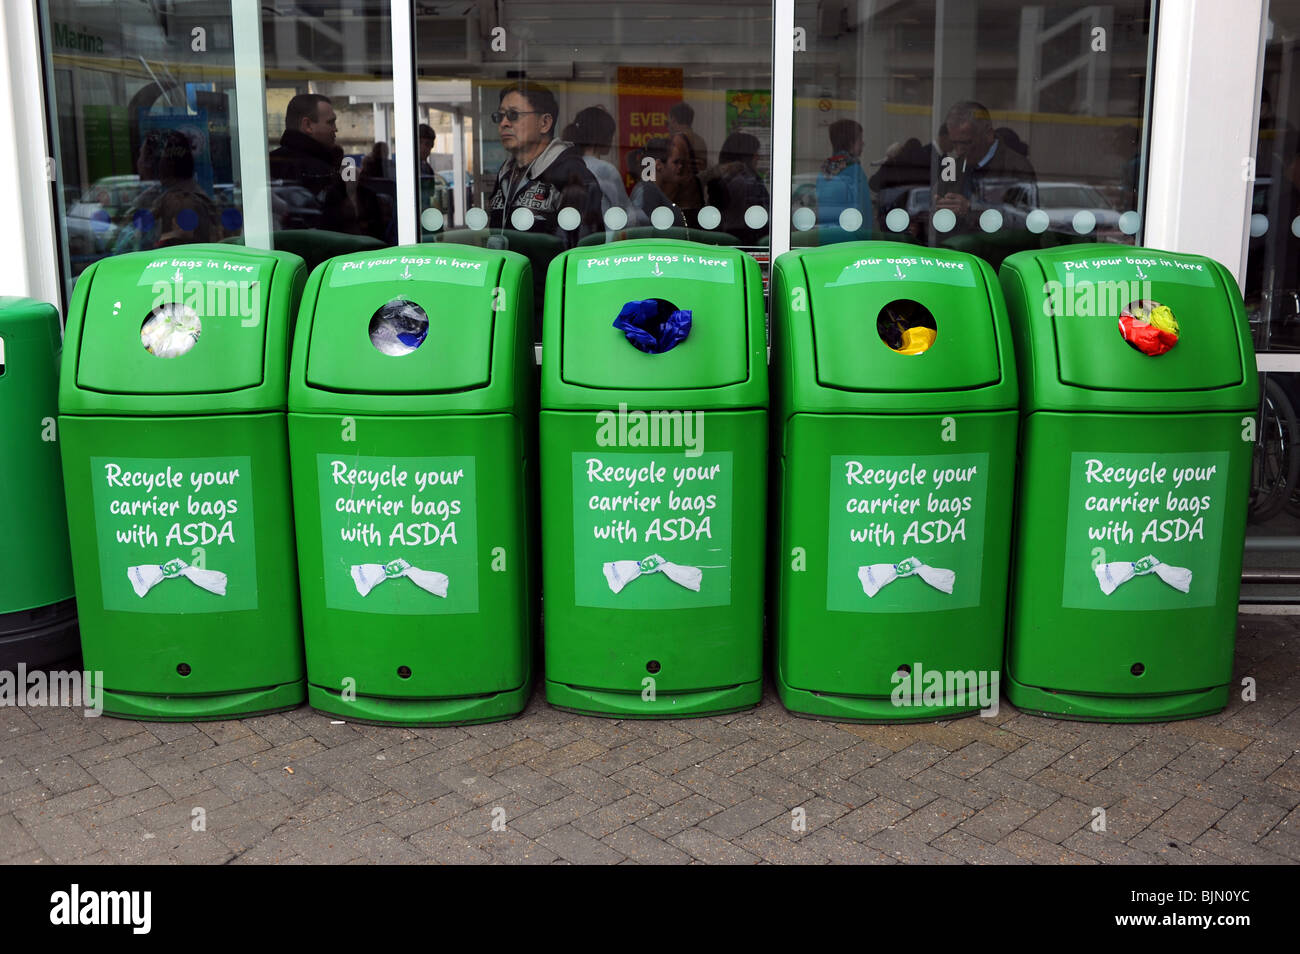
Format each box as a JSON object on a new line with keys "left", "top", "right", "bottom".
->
{"left": 1001, "top": 181, "right": 1121, "bottom": 236}
{"left": 268, "top": 181, "right": 324, "bottom": 230}
{"left": 65, "top": 175, "right": 159, "bottom": 255}
{"left": 435, "top": 168, "right": 475, "bottom": 214}
{"left": 888, "top": 186, "right": 931, "bottom": 233}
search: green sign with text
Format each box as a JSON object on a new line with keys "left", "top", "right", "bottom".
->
{"left": 90, "top": 455, "right": 258, "bottom": 613}
{"left": 316, "top": 454, "right": 479, "bottom": 615}
{"left": 571, "top": 450, "right": 733, "bottom": 608}
{"left": 827, "top": 453, "right": 989, "bottom": 613}
{"left": 1062, "top": 450, "right": 1229, "bottom": 610}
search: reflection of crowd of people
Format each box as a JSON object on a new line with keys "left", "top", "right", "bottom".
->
{"left": 261, "top": 84, "right": 777, "bottom": 252}
{"left": 102, "top": 90, "right": 1144, "bottom": 265}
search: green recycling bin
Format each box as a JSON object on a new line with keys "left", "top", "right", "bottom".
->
{"left": 770, "top": 242, "right": 1018, "bottom": 721}
{"left": 0, "top": 299, "right": 79, "bottom": 670}
{"left": 1000, "top": 244, "right": 1258, "bottom": 722}
{"left": 59, "top": 245, "right": 307, "bottom": 720}
{"left": 288, "top": 245, "right": 537, "bottom": 725}
{"left": 540, "top": 239, "right": 767, "bottom": 717}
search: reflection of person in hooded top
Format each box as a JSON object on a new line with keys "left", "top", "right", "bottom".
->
{"left": 816, "top": 119, "right": 873, "bottom": 229}
{"left": 487, "top": 83, "right": 603, "bottom": 246}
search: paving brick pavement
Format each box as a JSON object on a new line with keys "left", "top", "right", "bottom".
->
{"left": 1, "top": 614, "right": 1298, "bottom": 864}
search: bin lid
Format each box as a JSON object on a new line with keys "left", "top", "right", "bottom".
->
{"left": 1038, "top": 247, "right": 1244, "bottom": 392}
{"left": 801, "top": 248, "right": 1002, "bottom": 392}
{"left": 304, "top": 250, "right": 501, "bottom": 394}
{"left": 559, "top": 244, "right": 750, "bottom": 391}
{"left": 75, "top": 248, "right": 276, "bottom": 395}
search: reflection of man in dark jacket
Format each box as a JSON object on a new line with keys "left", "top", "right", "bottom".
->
{"left": 487, "top": 83, "right": 603, "bottom": 246}
{"left": 269, "top": 93, "right": 391, "bottom": 240}
{"left": 270, "top": 94, "right": 343, "bottom": 196}
{"left": 934, "top": 101, "right": 1036, "bottom": 232}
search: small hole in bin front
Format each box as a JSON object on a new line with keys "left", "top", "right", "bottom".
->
{"left": 897, "top": 664, "right": 911, "bottom": 677}
{"left": 176, "top": 663, "right": 192, "bottom": 677}
{"left": 646, "top": 660, "right": 661, "bottom": 674}
{"left": 1131, "top": 663, "right": 1145, "bottom": 676}
{"left": 877, "top": 299, "right": 937, "bottom": 355}
{"left": 397, "top": 666, "right": 412, "bottom": 679}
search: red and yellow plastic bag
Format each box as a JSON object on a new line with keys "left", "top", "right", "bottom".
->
{"left": 1119, "top": 301, "right": 1179, "bottom": 356}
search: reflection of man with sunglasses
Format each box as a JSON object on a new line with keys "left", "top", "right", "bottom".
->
{"left": 487, "top": 83, "right": 603, "bottom": 246}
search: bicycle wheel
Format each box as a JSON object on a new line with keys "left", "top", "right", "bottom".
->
{"left": 1250, "top": 376, "right": 1299, "bottom": 523}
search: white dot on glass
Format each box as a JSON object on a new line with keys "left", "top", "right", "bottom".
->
{"left": 604, "top": 207, "right": 628, "bottom": 230}
{"left": 838, "top": 208, "right": 863, "bottom": 232}
{"left": 885, "top": 208, "right": 910, "bottom": 232}
{"left": 1250, "top": 214, "right": 1269, "bottom": 238}
{"left": 697, "top": 206, "right": 721, "bottom": 230}
{"left": 979, "top": 209, "right": 1002, "bottom": 233}
{"left": 744, "top": 205, "right": 769, "bottom": 229}
{"left": 932, "top": 208, "right": 956, "bottom": 233}
{"left": 556, "top": 207, "right": 581, "bottom": 231}
{"left": 511, "top": 207, "right": 535, "bottom": 231}
{"left": 1073, "top": 210, "right": 1096, "bottom": 235}
{"left": 465, "top": 207, "right": 488, "bottom": 231}
{"left": 1292, "top": 216, "right": 1300, "bottom": 239}
{"left": 1025, "top": 209, "right": 1049, "bottom": 234}
{"left": 1119, "top": 211, "right": 1140, "bottom": 235}
{"left": 651, "top": 206, "right": 676, "bottom": 230}
{"left": 420, "top": 208, "right": 444, "bottom": 232}
{"left": 792, "top": 207, "right": 816, "bottom": 231}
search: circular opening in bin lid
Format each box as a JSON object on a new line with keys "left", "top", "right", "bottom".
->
{"left": 368, "top": 299, "right": 429, "bottom": 356}
{"left": 876, "top": 299, "right": 937, "bottom": 356}
{"left": 140, "top": 302, "right": 201, "bottom": 359}
{"left": 1118, "top": 299, "right": 1179, "bottom": 357}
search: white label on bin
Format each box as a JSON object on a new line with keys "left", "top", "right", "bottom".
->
{"left": 825, "top": 256, "right": 977, "bottom": 288}
{"left": 576, "top": 251, "right": 737, "bottom": 285}
{"left": 328, "top": 254, "right": 490, "bottom": 288}
{"left": 1050, "top": 254, "right": 1217, "bottom": 289}
{"left": 135, "top": 256, "right": 262, "bottom": 286}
